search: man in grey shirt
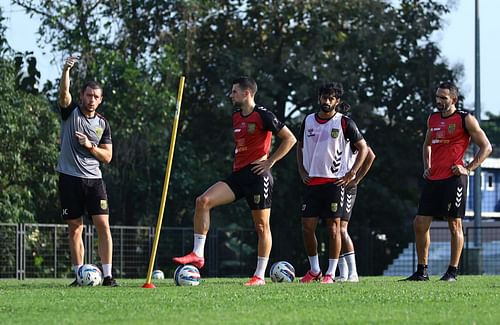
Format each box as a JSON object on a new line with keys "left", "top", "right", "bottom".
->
{"left": 57, "top": 56, "right": 117, "bottom": 286}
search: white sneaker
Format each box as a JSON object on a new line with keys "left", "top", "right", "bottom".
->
{"left": 335, "top": 276, "right": 348, "bottom": 282}
{"left": 347, "top": 274, "right": 359, "bottom": 282}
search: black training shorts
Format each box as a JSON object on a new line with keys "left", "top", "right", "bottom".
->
{"left": 417, "top": 175, "right": 468, "bottom": 219}
{"left": 301, "top": 182, "right": 343, "bottom": 219}
{"left": 340, "top": 185, "right": 357, "bottom": 221}
{"left": 58, "top": 173, "right": 109, "bottom": 219}
{"left": 224, "top": 164, "right": 273, "bottom": 210}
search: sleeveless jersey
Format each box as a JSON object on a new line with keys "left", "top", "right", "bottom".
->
{"left": 299, "top": 112, "right": 363, "bottom": 179}
{"left": 232, "top": 105, "right": 284, "bottom": 171}
{"left": 428, "top": 110, "right": 470, "bottom": 180}
{"left": 56, "top": 103, "right": 112, "bottom": 179}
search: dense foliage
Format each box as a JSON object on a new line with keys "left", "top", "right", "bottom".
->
{"left": 4, "top": 1, "right": 488, "bottom": 269}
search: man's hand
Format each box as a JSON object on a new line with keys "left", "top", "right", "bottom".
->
{"left": 75, "top": 131, "right": 92, "bottom": 149}
{"left": 251, "top": 159, "right": 274, "bottom": 175}
{"left": 59, "top": 56, "right": 79, "bottom": 108}
{"left": 451, "top": 164, "right": 469, "bottom": 176}
{"left": 63, "top": 56, "right": 79, "bottom": 71}
{"left": 336, "top": 170, "right": 356, "bottom": 187}
{"left": 298, "top": 168, "right": 311, "bottom": 185}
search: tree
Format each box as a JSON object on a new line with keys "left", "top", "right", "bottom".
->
{"left": 0, "top": 9, "right": 59, "bottom": 222}
{"left": 13, "top": 1, "right": 462, "bottom": 273}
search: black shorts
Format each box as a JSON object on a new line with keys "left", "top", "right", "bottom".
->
{"left": 340, "top": 185, "right": 357, "bottom": 222}
{"left": 417, "top": 175, "right": 468, "bottom": 219}
{"left": 58, "top": 173, "right": 109, "bottom": 219}
{"left": 224, "top": 164, "right": 273, "bottom": 210}
{"left": 301, "top": 182, "right": 343, "bottom": 219}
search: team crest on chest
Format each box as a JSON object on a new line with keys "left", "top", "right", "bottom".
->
{"left": 95, "top": 127, "right": 103, "bottom": 139}
{"left": 448, "top": 123, "right": 456, "bottom": 134}
{"left": 331, "top": 128, "right": 339, "bottom": 138}
{"left": 248, "top": 123, "right": 256, "bottom": 134}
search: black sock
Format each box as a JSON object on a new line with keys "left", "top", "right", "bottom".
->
{"left": 447, "top": 265, "right": 458, "bottom": 276}
{"left": 417, "top": 264, "right": 428, "bottom": 275}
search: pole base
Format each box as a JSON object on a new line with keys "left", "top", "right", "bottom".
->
{"left": 142, "top": 283, "right": 156, "bottom": 289}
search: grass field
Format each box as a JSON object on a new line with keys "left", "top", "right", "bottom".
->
{"left": 1, "top": 276, "right": 499, "bottom": 324}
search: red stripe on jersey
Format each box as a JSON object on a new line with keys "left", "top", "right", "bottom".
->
{"left": 308, "top": 177, "right": 339, "bottom": 186}
{"left": 428, "top": 111, "right": 470, "bottom": 180}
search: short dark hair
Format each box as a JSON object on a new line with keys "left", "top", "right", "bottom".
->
{"left": 318, "top": 82, "right": 343, "bottom": 98}
{"left": 438, "top": 81, "right": 459, "bottom": 100}
{"left": 232, "top": 76, "right": 257, "bottom": 95}
{"left": 81, "top": 81, "right": 103, "bottom": 95}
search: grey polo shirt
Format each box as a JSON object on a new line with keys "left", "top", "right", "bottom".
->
{"left": 56, "top": 103, "right": 112, "bottom": 179}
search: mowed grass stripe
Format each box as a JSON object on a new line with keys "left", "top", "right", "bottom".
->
{"left": 1, "top": 276, "right": 499, "bottom": 324}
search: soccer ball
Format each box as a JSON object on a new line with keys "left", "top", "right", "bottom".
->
{"left": 152, "top": 269, "right": 165, "bottom": 280}
{"left": 174, "top": 265, "right": 201, "bottom": 286}
{"left": 77, "top": 264, "right": 103, "bottom": 286}
{"left": 270, "top": 261, "right": 295, "bottom": 283}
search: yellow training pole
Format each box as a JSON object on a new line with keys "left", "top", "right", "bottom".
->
{"left": 143, "top": 76, "right": 185, "bottom": 288}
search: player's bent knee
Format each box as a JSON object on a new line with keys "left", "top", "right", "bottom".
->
{"left": 195, "top": 195, "right": 212, "bottom": 209}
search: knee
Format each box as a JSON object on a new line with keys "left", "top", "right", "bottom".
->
{"left": 413, "top": 217, "right": 428, "bottom": 234}
{"left": 196, "top": 195, "right": 211, "bottom": 210}
{"left": 302, "top": 223, "right": 316, "bottom": 237}
{"left": 330, "top": 224, "right": 341, "bottom": 238}
{"left": 449, "top": 224, "right": 463, "bottom": 237}
{"left": 340, "top": 226, "right": 348, "bottom": 238}
{"left": 254, "top": 222, "right": 270, "bottom": 236}
{"left": 96, "top": 225, "right": 111, "bottom": 238}
{"left": 69, "top": 225, "right": 83, "bottom": 238}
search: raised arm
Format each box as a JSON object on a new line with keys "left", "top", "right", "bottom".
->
{"left": 58, "top": 57, "right": 78, "bottom": 108}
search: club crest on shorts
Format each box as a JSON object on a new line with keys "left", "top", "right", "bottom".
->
{"left": 447, "top": 203, "right": 451, "bottom": 211}
{"left": 331, "top": 128, "right": 339, "bottom": 138}
{"left": 248, "top": 123, "right": 256, "bottom": 134}
{"left": 331, "top": 203, "right": 338, "bottom": 212}
{"left": 302, "top": 204, "right": 306, "bottom": 211}
{"left": 254, "top": 195, "right": 261, "bottom": 204}
{"left": 448, "top": 123, "right": 456, "bottom": 134}
{"left": 100, "top": 200, "right": 108, "bottom": 210}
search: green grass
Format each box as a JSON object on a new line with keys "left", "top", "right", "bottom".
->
{"left": 1, "top": 276, "right": 499, "bottom": 324}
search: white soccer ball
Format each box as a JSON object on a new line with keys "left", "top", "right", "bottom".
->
{"left": 174, "top": 265, "right": 201, "bottom": 286}
{"left": 152, "top": 269, "right": 165, "bottom": 280}
{"left": 77, "top": 264, "right": 103, "bottom": 286}
{"left": 270, "top": 261, "right": 295, "bottom": 283}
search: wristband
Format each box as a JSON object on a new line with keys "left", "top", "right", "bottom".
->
{"left": 89, "top": 143, "right": 97, "bottom": 152}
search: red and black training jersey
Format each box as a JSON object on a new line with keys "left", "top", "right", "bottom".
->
{"left": 232, "top": 105, "right": 284, "bottom": 171}
{"left": 428, "top": 110, "right": 470, "bottom": 180}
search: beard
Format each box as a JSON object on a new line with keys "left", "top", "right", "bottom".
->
{"left": 436, "top": 103, "right": 448, "bottom": 111}
{"left": 320, "top": 104, "right": 334, "bottom": 113}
